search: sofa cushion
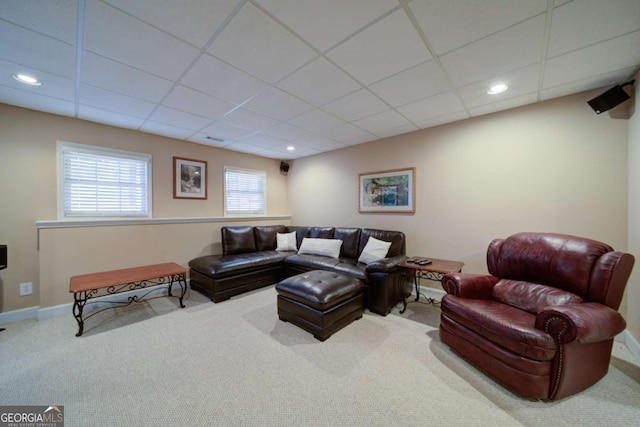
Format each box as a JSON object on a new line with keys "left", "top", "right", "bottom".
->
{"left": 334, "top": 227, "right": 361, "bottom": 259}
{"left": 299, "top": 238, "right": 343, "bottom": 258}
{"left": 358, "top": 236, "right": 392, "bottom": 264}
{"left": 491, "top": 280, "right": 584, "bottom": 314}
{"left": 276, "top": 231, "right": 298, "bottom": 251}
{"left": 360, "top": 229, "right": 405, "bottom": 258}
{"left": 189, "top": 251, "right": 289, "bottom": 278}
{"left": 442, "top": 294, "right": 557, "bottom": 361}
{"left": 255, "top": 225, "right": 286, "bottom": 251}
{"left": 222, "top": 226, "right": 256, "bottom": 255}
{"left": 487, "top": 233, "right": 613, "bottom": 299}
{"left": 309, "top": 227, "right": 335, "bottom": 239}
{"left": 334, "top": 259, "right": 367, "bottom": 280}
{"left": 285, "top": 253, "right": 341, "bottom": 270}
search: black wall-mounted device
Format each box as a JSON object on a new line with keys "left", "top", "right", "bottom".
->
{"left": 587, "top": 80, "right": 634, "bottom": 114}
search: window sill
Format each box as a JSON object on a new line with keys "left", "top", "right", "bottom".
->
{"left": 36, "top": 215, "right": 291, "bottom": 229}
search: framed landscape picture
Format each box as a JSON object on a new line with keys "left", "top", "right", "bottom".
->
{"left": 173, "top": 157, "right": 207, "bottom": 199}
{"left": 359, "top": 167, "right": 415, "bottom": 213}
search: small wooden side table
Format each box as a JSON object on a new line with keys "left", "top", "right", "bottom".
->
{"left": 398, "top": 257, "right": 464, "bottom": 313}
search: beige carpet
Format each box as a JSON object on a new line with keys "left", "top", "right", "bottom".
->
{"left": 1, "top": 286, "right": 639, "bottom": 427}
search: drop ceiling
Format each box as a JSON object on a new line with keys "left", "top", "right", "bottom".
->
{"left": 1, "top": 0, "right": 639, "bottom": 160}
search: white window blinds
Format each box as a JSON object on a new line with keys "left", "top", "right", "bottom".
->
{"left": 224, "top": 166, "right": 266, "bottom": 216}
{"left": 58, "top": 142, "right": 152, "bottom": 218}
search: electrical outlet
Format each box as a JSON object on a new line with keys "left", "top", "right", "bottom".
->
{"left": 19, "top": 282, "right": 33, "bottom": 296}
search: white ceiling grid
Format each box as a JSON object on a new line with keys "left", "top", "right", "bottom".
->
{"left": 0, "top": 0, "right": 638, "bottom": 159}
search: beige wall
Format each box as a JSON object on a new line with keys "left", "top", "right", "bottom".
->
{"left": 0, "top": 104, "right": 289, "bottom": 311}
{"left": 628, "top": 70, "right": 640, "bottom": 341}
{"left": 289, "top": 90, "right": 635, "bottom": 333}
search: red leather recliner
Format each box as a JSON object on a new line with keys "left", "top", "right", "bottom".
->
{"left": 440, "top": 232, "right": 634, "bottom": 400}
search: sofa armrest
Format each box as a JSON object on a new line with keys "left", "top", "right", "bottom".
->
{"left": 441, "top": 273, "right": 498, "bottom": 299}
{"left": 535, "top": 302, "right": 627, "bottom": 344}
{"left": 365, "top": 255, "right": 407, "bottom": 274}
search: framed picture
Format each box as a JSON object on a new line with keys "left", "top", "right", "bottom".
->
{"left": 173, "top": 157, "right": 207, "bottom": 199}
{"left": 359, "top": 167, "right": 415, "bottom": 213}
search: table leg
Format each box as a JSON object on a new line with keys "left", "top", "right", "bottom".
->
{"left": 72, "top": 291, "right": 87, "bottom": 337}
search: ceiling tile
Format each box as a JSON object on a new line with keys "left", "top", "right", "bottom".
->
{"left": 79, "top": 84, "right": 157, "bottom": 118}
{"left": 0, "top": 59, "right": 75, "bottom": 101}
{"left": 413, "top": 110, "right": 470, "bottom": 129}
{"left": 410, "top": 0, "right": 547, "bottom": 55}
{"left": 236, "top": 134, "right": 287, "bottom": 149}
{"left": 277, "top": 57, "right": 361, "bottom": 106}
{"left": 82, "top": 52, "right": 174, "bottom": 102}
{"left": 327, "top": 8, "right": 432, "bottom": 86}
{"left": 0, "top": 84, "right": 75, "bottom": 117}
{"left": 200, "top": 121, "right": 254, "bottom": 142}
{"left": 541, "top": 67, "right": 637, "bottom": 101}
{"left": 543, "top": 31, "right": 640, "bottom": 89}
{"left": 83, "top": 0, "right": 199, "bottom": 80}
{"left": 352, "top": 109, "right": 411, "bottom": 134}
{"left": 457, "top": 64, "right": 539, "bottom": 109}
{"left": 219, "top": 107, "right": 280, "bottom": 132}
{"left": 102, "top": 0, "right": 241, "bottom": 48}
{"left": 469, "top": 93, "right": 538, "bottom": 117}
{"left": 188, "top": 133, "right": 234, "bottom": 148}
{"left": 255, "top": 0, "right": 397, "bottom": 52}
{"left": 162, "top": 85, "right": 236, "bottom": 120}
{"left": 147, "top": 105, "right": 212, "bottom": 130}
{"left": 374, "top": 123, "right": 419, "bottom": 139}
{"left": 547, "top": 0, "right": 640, "bottom": 58}
{"left": 323, "top": 123, "right": 375, "bottom": 143}
{"left": 261, "top": 123, "right": 315, "bottom": 142}
{"left": 207, "top": 2, "right": 317, "bottom": 83}
{"left": 0, "top": 21, "right": 76, "bottom": 78}
{"left": 140, "top": 121, "right": 195, "bottom": 139}
{"left": 0, "top": 0, "right": 78, "bottom": 45}
{"left": 295, "top": 135, "right": 346, "bottom": 151}
{"left": 368, "top": 60, "right": 451, "bottom": 107}
{"left": 395, "top": 91, "right": 466, "bottom": 123}
{"left": 322, "top": 89, "right": 389, "bottom": 122}
{"left": 181, "top": 54, "right": 269, "bottom": 105}
{"left": 289, "top": 109, "right": 346, "bottom": 133}
{"left": 244, "top": 87, "right": 314, "bottom": 121}
{"left": 268, "top": 142, "right": 322, "bottom": 158}
{"left": 78, "top": 105, "right": 145, "bottom": 130}
{"left": 440, "top": 15, "right": 545, "bottom": 87}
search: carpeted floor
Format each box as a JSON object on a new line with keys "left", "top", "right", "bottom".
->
{"left": 1, "top": 286, "right": 639, "bottom": 427}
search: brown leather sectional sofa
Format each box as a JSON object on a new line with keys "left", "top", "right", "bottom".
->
{"left": 188, "top": 225, "right": 408, "bottom": 315}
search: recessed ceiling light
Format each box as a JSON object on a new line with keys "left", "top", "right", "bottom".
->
{"left": 487, "top": 83, "right": 508, "bottom": 95}
{"left": 286, "top": 146, "right": 295, "bottom": 151}
{"left": 13, "top": 73, "right": 41, "bottom": 86}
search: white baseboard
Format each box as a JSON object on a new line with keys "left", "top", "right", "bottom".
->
{"left": 0, "top": 305, "right": 40, "bottom": 325}
{"left": 1, "top": 282, "right": 191, "bottom": 325}
{"left": 617, "top": 329, "right": 640, "bottom": 362}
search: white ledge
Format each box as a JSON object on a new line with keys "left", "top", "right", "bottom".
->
{"left": 36, "top": 215, "right": 291, "bottom": 229}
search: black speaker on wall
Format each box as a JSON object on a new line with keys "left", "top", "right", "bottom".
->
{"left": 280, "top": 161, "right": 290, "bottom": 173}
{"left": 0, "top": 245, "right": 6, "bottom": 270}
{"left": 587, "top": 80, "right": 635, "bottom": 114}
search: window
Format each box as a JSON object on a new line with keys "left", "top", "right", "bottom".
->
{"left": 224, "top": 166, "right": 266, "bottom": 216}
{"left": 57, "top": 141, "right": 152, "bottom": 218}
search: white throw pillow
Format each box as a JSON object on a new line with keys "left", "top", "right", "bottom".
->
{"left": 298, "top": 238, "right": 343, "bottom": 258}
{"left": 358, "top": 236, "right": 392, "bottom": 264}
{"left": 276, "top": 231, "right": 297, "bottom": 251}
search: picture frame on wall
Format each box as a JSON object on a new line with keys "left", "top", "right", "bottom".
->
{"left": 173, "top": 157, "right": 207, "bottom": 199}
{"left": 358, "top": 167, "right": 415, "bottom": 213}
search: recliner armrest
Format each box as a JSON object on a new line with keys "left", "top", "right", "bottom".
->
{"left": 441, "top": 273, "right": 498, "bottom": 299}
{"left": 365, "top": 255, "right": 407, "bottom": 273}
{"left": 535, "top": 302, "right": 627, "bottom": 344}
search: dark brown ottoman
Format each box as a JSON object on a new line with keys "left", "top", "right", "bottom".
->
{"left": 276, "top": 270, "right": 365, "bottom": 341}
